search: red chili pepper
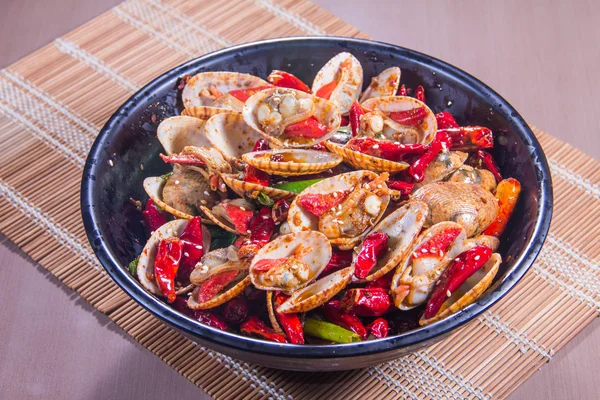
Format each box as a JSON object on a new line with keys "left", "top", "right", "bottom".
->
{"left": 346, "top": 137, "right": 426, "bottom": 161}
{"left": 160, "top": 153, "right": 206, "bottom": 166}
{"left": 228, "top": 85, "right": 273, "bottom": 102}
{"left": 238, "top": 207, "right": 275, "bottom": 258}
{"left": 341, "top": 287, "right": 391, "bottom": 317}
{"left": 240, "top": 316, "right": 288, "bottom": 343}
{"left": 273, "top": 292, "right": 304, "bottom": 344}
{"left": 270, "top": 153, "right": 285, "bottom": 162}
{"left": 253, "top": 257, "right": 288, "bottom": 272}
{"left": 271, "top": 199, "right": 290, "bottom": 224}
{"left": 222, "top": 296, "right": 249, "bottom": 325}
{"left": 177, "top": 216, "right": 205, "bottom": 284}
{"left": 172, "top": 296, "right": 228, "bottom": 331}
{"left": 388, "top": 107, "right": 427, "bottom": 126}
{"left": 243, "top": 139, "right": 271, "bottom": 186}
{"left": 366, "top": 318, "right": 389, "bottom": 338}
{"left": 442, "top": 126, "right": 493, "bottom": 151}
{"left": 310, "top": 142, "right": 328, "bottom": 151}
{"left": 221, "top": 202, "right": 254, "bottom": 233}
{"left": 321, "top": 300, "right": 368, "bottom": 339}
{"left": 412, "top": 227, "right": 462, "bottom": 259}
{"left": 142, "top": 198, "right": 168, "bottom": 236}
{"left": 354, "top": 232, "right": 389, "bottom": 279}
{"left": 196, "top": 270, "right": 239, "bottom": 303}
{"left": 154, "top": 237, "right": 183, "bottom": 303}
{"left": 320, "top": 249, "right": 353, "bottom": 277}
{"left": 483, "top": 178, "right": 521, "bottom": 237}
{"left": 296, "top": 190, "right": 349, "bottom": 217}
{"left": 284, "top": 116, "right": 329, "bottom": 139}
{"left": 423, "top": 246, "right": 492, "bottom": 319}
{"left": 267, "top": 70, "right": 311, "bottom": 93}
{"left": 435, "top": 111, "right": 459, "bottom": 129}
{"left": 252, "top": 138, "right": 271, "bottom": 152}
{"left": 341, "top": 115, "right": 350, "bottom": 127}
{"left": 386, "top": 180, "right": 414, "bottom": 195}
{"left": 409, "top": 131, "right": 452, "bottom": 182}
{"left": 349, "top": 101, "right": 365, "bottom": 137}
{"left": 476, "top": 150, "right": 503, "bottom": 182}
{"left": 366, "top": 274, "right": 392, "bottom": 291}
{"left": 415, "top": 85, "right": 425, "bottom": 102}
{"left": 315, "top": 80, "right": 338, "bottom": 100}
{"left": 398, "top": 84, "right": 407, "bottom": 96}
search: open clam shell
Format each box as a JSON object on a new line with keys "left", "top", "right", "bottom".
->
{"left": 242, "top": 88, "right": 341, "bottom": 148}
{"left": 287, "top": 170, "right": 390, "bottom": 250}
{"left": 220, "top": 173, "right": 296, "bottom": 201}
{"left": 359, "top": 67, "right": 401, "bottom": 103}
{"left": 266, "top": 291, "right": 285, "bottom": 335}
{"left": 391, "top": 221, "right": 467, "bottom": 310}
{"left": 277, "top": 266, "right": 354, "bottom": 314}
{"left": 157, "top": 116, "right": 212, "bottom": 155}
{"left": 325, "top": 140, "right": 409, "bottom": 173}
{"left": 362, "top": 96, "right": 437, "bottom": 145}
{"left": 312, "top": 52, "right": 363, "bottom": 114}
{"left": 447, "top": 166, "right": 497, "bottom": 192}
{"left": 182, "top": 71, "right": 268, "bottom": 108}
{"left": 200, "top": 198, "right": 254, "bottom": 235}
{"left": 411, "top": 182, "right": 499, "bottom": 237}
{"left": 414, "top": 151, "right": 468, "bottom": 188}
{"left": 181, "top": 106, "right": 230, "bottom": 120}
{"left": 353, "top": 201, "right": 428, "bottom": 282}
{"left": 204, "top": 112, "right": 265, "bottom": 162}
{"left": 250, "top": 231, "right": 332, "bottom": 292}
{"left": 419, "top": 253, "right": 501, "bottom": 326}
{"left": 137, "top": 219, "right": 211, "bottom": 297}
{"left": 242, "top": 149, "right": 342, "bottom": 176}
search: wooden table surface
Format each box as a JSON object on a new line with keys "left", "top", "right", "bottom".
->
{"left": 0, "top": 1, "right": 598, "bottom": 399}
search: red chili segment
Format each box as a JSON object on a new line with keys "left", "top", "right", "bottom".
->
{"left": 346, "top": 137, "right": 426, "bottom": 161}
{"left": 423, "top": 245, "right": 492, "bottom": 319}
{"left": 435, "top": 111, "right": 459, "bottom": 129}
{"left": 154, "top": 237, "right": 183, "bottom": 303}
{"left": 398, "top": 84, "right": 407, "bottom": 96}
{"left": 388, "top": 107, "right": 427, "bottom": 126}
{"left": 253, "top": 257, "right": 287, "bottom": 272}
{"left": 228, "top": 85, "right": 273, "bottom": 102}
{"left": 443, "top": 127, "right": 493, "bottom": 151}
{"left": 284, "top": 116, "right": 329, "bottom": 139}
{"left": 172, "top": 297, "right": 228, "bottom": 331}
{"left": 365, "top": 274, "right": 392, "bottom": 291}
{"left": 415, "top": 85, "right": 425, "bottom": 102}
{"left": 408, "top": 131, "right": 453, "bottom": 182}
{"left": 341, "top": 287, "right": 391, "bottom": 317}
{"left": 238, "top": 207, "right": 275, "bottom": 258}
{"left": 240, "top": 316, "right": 288, "bottom": 343}
{"left": 243, "top": 164, "right": 270, "bottom": 187}
{"left": 315, "top": 80, "right": 338, "bottom": 100}
{"left": 252, "top": 138, "right": 271, "bottom": 152}
{"left": 366, "top": 318, "right": 389, "bottom": 338}
{"left": 160, "top": 153, "right": 206, "bottom": 166}
{"left": 349, "top": 101, "right": 365, "bottom": 137}
{"left": 222, "top": 296, "right": 249, "bottom": 325}
{"left": 321, "top": 300, "right": 368, "bottom": 339}
{"left": 386, "top": 180, "right": 414, "bottom": 195}
{"left": 221, "top": 202, "right": 254, "bottom": 233}
{"left": 476, "top": 150, "right": 503, "bottom": 182}
{"left": 177, "top": 217, "right": 205, "bottom": 284}
{"left": 483, "top": 178, "right": 521, "bottom": 237}
{"left": 297, "top": 190, "right": 349, "bottom": 217}
{"left": 354, "top": 232, "right": 389, "bottom": 279}
{"left": 196, "top": 270, "right": 239, "bottom": 303}
{"left": 274, "top": 292, "right": 305, "bottom": 344}
{"left": 412, "top": 227, "right": 463, "bottom": 259}
{"left": 267, "top": 70, "right": 311, "bottom": 93}
{"left": 319, "top": 249, "right": 354, "bottom": 277}
{"left": 142, "top": 198, "right": 168, "bottom": 236}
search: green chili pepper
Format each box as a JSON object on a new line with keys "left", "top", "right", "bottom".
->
{"left": 207, "top": 225, "right": 238, "bottom": 250}
{"left": 272, "top": 178, "right": 324, "bottom": 193}
{"left": 160, "top": 172, "right": 173, "bottom": 180}
{"left": 337, "top": 126, "right": 352, "bottom": 134}
{"left": 255, "top": 192, "right": 274, "bottom": 207}
{"left": 303, "top": 318, "right": 362, "bottom": 343}
{"left": 128, "top": 256, "right": 140, "bottom": 276}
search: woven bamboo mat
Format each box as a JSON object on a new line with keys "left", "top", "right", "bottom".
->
{"left": 0, "top": 0, "right": 598, "bottom": 399}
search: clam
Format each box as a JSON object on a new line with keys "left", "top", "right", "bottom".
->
{"left": 182, "top": 71, "right": 268, "bottom": 108}
{"left": 200, "top": 198, "right": 255, "bottom": 235}
{"left": 419, "top": 253, "right": 501, "bottom": 326}
{"left": 361, "top": 96, "right": 437, "bottom": 145}
{"left": 188, "top": 246, "right": 252, "bottom": 310}
{"left": 250, "top": 231, "right": 332, "bottom": 292}
{"left": 287, "top": 170, "right": 390, "bottom": 250}
{"left": 325, "top": 140, "right": 409, "bottom": 173}
{"left": 143, "top": 168, "right": 220, "bottom": 220}
{"left": 462, "top": 235, "right": 500, "bottom": 252}
{"left": 447, "top": 165, "right": 497, "bottom": 192}
{"left": 359, "top": 67, "right": 401, "bottom": 103}
{"left": 210, "top": 93, "right": 244, "bottom": 112}
{"left": 352, "top": 201, "right": 428, "bottom": 282}
{"left": 243, "top": 87, "right": 341, "bottom": 148}
{"left": 391, "top": 222, "right": 467, "bottom": 310}
{"left": 181, "top": 106, "right": 230, "bottom": 120}
{"left": 242, "top": 149, "right": 342, "bottom": 176}
{"left": 276, "top": 266, "right": 354, "bottom": 314}
{"left": 266, "top": 291, "right": 285, "bottom": 335}
{"left": 312, "top": 52, "right": 363, "bottom": 114}
{"left": 411, "top": 182, "right": 499, "bottom": 237}
{"left": 137, "top": 219, "right": 211, "bottom": 297}
{"left": 413, "top": 150, "right": 468, "bottom": 188}
{"left": 204, "top": 112, "right": 265, "bottom": 162}
{"left": 157, "top": 116, "right": 212, "bottom": 155}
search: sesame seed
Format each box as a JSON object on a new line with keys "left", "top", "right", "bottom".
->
{"left": 200, "top": 200, "right": 207, "bottom": 205}
{"left": 175, "top": 180, "right": 180, "bottom": 185}
{"left": 372, "top": 144, "right": 379, "bottom": 149}
{"left": 184, "top": 252, "right": 190, "bottom": 257}
{"left": 455, "top": 258, "right": 460, "bottom": 262}
{"left": 108, "top": 159, "right": 114, "bottom": 167}
{"left": 474, "top": 255, "right": 481, "bottom": 260}
{"left": 446, "top": 290, "right": 452, "bottom": 297}
{"left": 422, "top": 248, "right": 429, "bottom": 253}
{"left": 262, "top": 215, "right": 270, "bottom": 219}
{"left": 140, "top": 164, "right": 144, "bottom": 170}
{"left": 387, "top": 247, "right": 392, "bottom": 252}
{"left": 430, "top": 247, "right": 437, "bottom": 253}
{"left": 204, "top": 191, "right": 210, "bottom": 196}
{"left": 439, "top": 250, "right": 443, "bottom": 256}
{"left": 333, "top": 192, "right": 338, "bottom": 198}
{"left": 239, "top": 206, "right": 246, "bottom": 211}
{"left": 195, "top": 245, "right": 203, "bottom": 250}
{"left": 247, "top": 230, "right": 252, "bottom": 234}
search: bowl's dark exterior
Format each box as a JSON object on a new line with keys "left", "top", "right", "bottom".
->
{"left": 81, "top": 37, "right": 552, "bottom": 371}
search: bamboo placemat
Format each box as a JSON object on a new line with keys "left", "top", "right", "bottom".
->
{"left": 0, "top": 0, "right": 598, "bottom": 399}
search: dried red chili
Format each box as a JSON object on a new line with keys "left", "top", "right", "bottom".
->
{"left": 443, "top": 126, "right": 493, "bottom": 151}
{"left": 172, "top": 296, "right": 228, "bottom": 331}
{"left": 366, "top": 274, "right": 392, "bottom": 291}
{"left": 315, "top": 80, "right": 338, "bottom": 100}
{"left": 319, "top": 249, "right": 354, "bottom": 277}
{"left": 388, "top": 107, "right": 427, "bottom": 126}
{"left": 354, "top": 232, "right": 389, "bottom": 279}
{"left": 177, "top": 216, "right": 205, "bottom": 284}
{"left": 349, "top": 101, "right": 365, "bottom": 137}
{"left": 411, "top": 227, "right": 463, "bottom": 259}
{"left": 222, "top": 296, "right": 249, "bottom": 325}
{"left": 415, "top": 85, "right": 425, "bottom": 102}
{"left": 284, "top": 116, "right": 329, "bottom": 139}
{"left": 483, "top": 178, "right": 521, "bottom": 237}
{"left": 321, "top": 300, "right": 368, "bottom": 339}
{"left": 273, "top": 292, "right": 304, "bottom": 344}
{"left": 435, "top": 111, "right": 459, "bottom": 129}
{"left": 346, "top": 137, "right": 426, "bottom": 161}
{"left": 398, "top": 84, "right": 407, "bottom": 96}
{"left": 341, "top": 287, "right": 391, "bottom": 317}
{"left": 296, "top": 190, "right": 349, "bottom": 217}
{"left": 271, "top": 199, "right": 290, "bottom": 224}
{"left": 221, "top": 202, "right": 254, "bottom": 233}
{"left": 423, "top": 246, "right": 492, "bottom": 319}
{"left": 366, "top": 318, "right": 389, "bottom": 338}
{"left": 142, "top": 198, "right": 168, "bottom": 236}
{"left": 228, "top": 85, "right": 273, "bottom": 102}
{"left": 238, "top": 207, "right": 275, "bottom": 258}
{"left": 408, "top": 131, "right": 452, "bottom": 182}
{"left": 196, "top": 270, "right": 239, "bottom": 303}
{"left": 244, "top": 139, "right": 271, "bottom": 186}
{"left": 154, "top": 237, "right": 183, "bottom": 303}
{"left": 240, "top": 316, "right": 287, "bottom": 343}
{"left": 475, "top": 150, "right": 503, "bottom": 182}
{"left": 386, "top": 180, "right": 414, "bottom": 195}
{"left": 267, "top": 70, "right": 311, "bottom": 93}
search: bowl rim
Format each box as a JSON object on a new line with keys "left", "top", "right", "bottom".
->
{"left": 81, "top": 36, "right": 553, "bottom": 359}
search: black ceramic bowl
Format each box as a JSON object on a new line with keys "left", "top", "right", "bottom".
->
{"left": 81, "top": 37, "right": 552, "bottom": 371}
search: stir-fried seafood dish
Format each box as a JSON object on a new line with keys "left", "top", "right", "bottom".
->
{"left": 129, "top": 53, "right": 521, "bottom": 344}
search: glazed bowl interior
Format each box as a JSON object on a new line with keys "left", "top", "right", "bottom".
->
{"left": 81, "top": 37, "right": 552, "bottom": 370}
